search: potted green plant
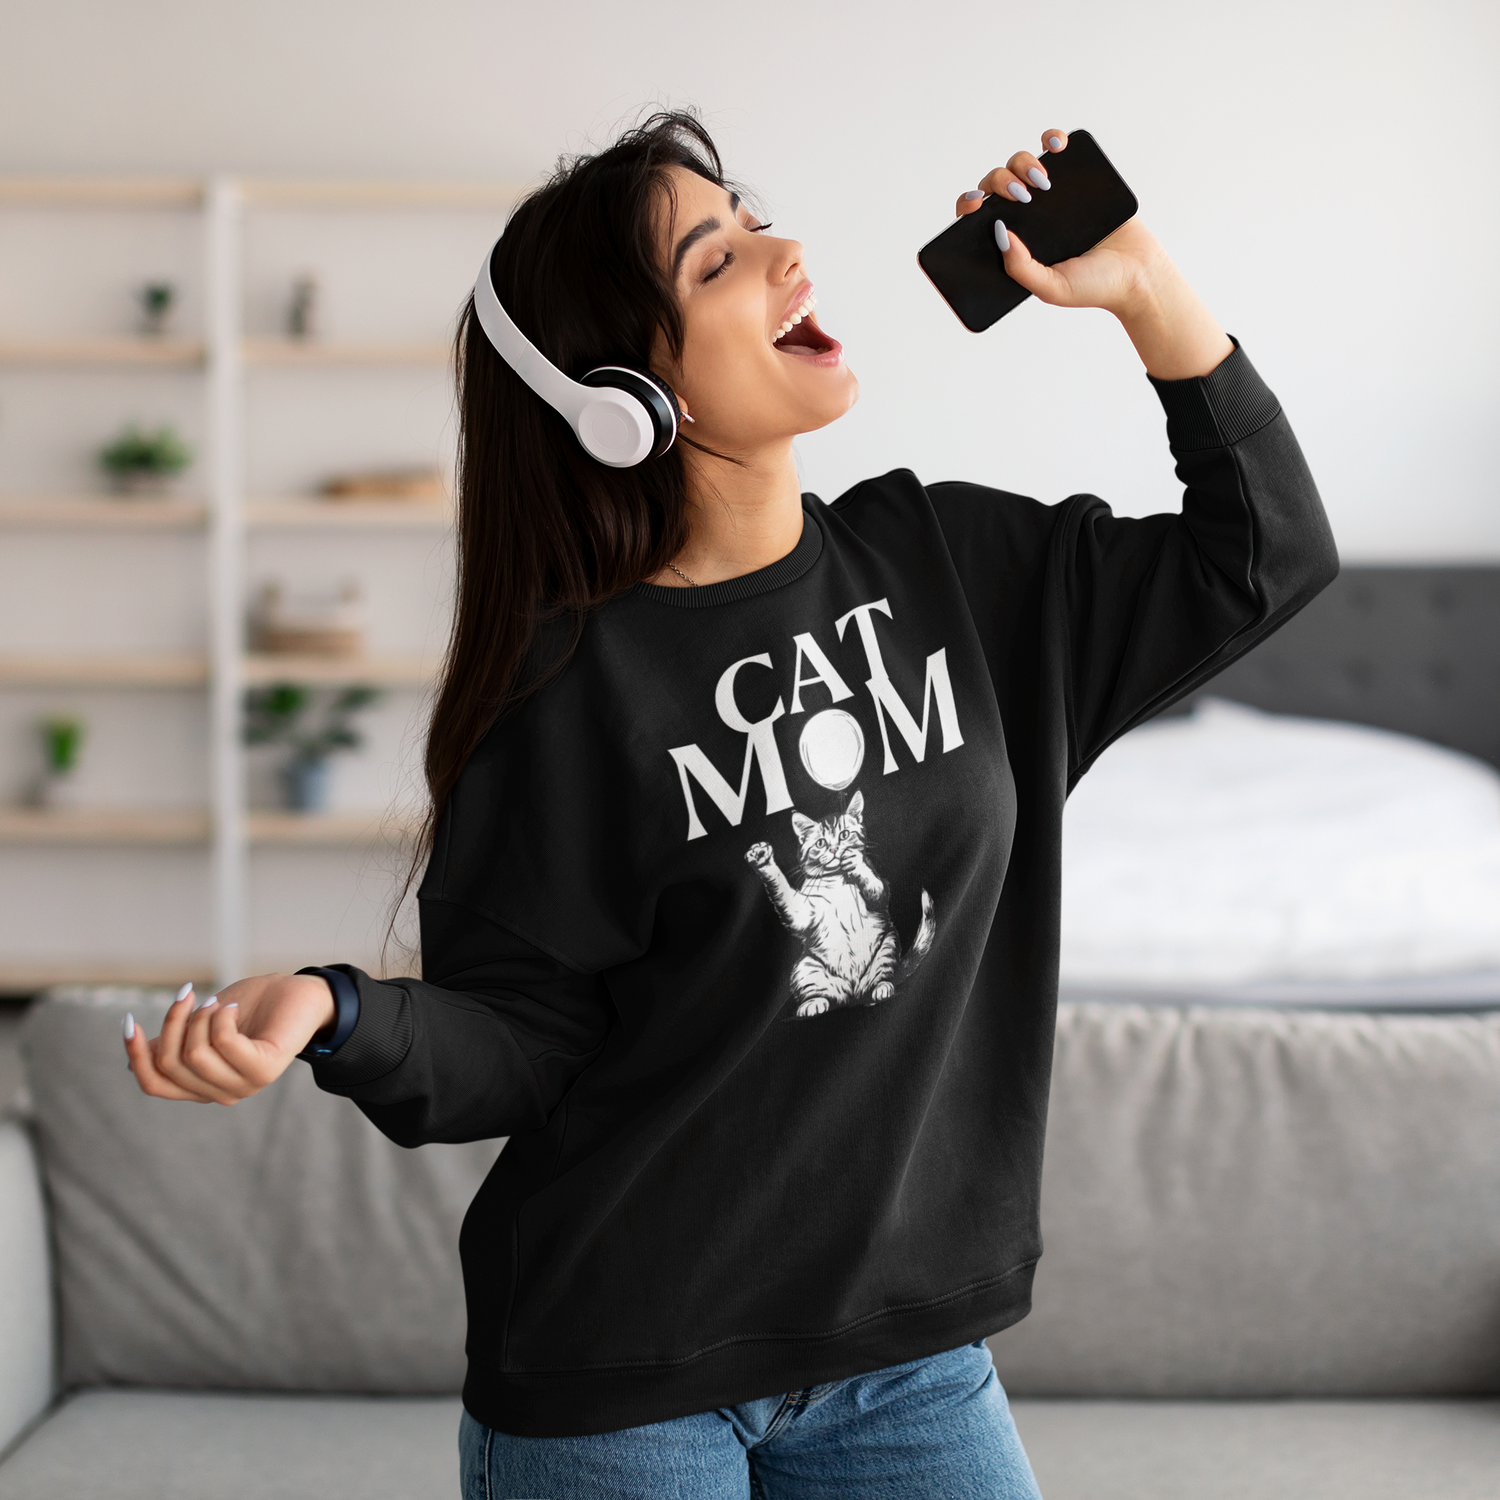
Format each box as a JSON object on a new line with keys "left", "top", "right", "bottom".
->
{"left": 243, "top": 683, "right": 383, "bottom": 813}
{"left": 137, "top": 281, "right": 176, "bottom": 337}
{"left": 98, "top": 424, "right": 193, "bottom": 496}
{"left": 32, "top": 716, "right": 85, "bottom": 810}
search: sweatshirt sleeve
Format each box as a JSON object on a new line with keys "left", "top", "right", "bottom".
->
{"left": 1059, "top": 339, "right": 1338, "bottom": 776}
{"left": 932, "top": 339, "right": 1338, "bottom": 782}
{"left": 304, "top": 896, "right": 613, "bottom": 1147}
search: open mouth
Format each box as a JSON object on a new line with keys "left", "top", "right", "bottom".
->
{"left": 772, "top": 290, "right": 841, "bottom": 362}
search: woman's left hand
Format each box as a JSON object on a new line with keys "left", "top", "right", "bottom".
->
{"left": 955, "top": 129, "right": 1234, "bottom": 380}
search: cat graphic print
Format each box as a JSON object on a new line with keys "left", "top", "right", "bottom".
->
{"left": 746, "top": 792, "right": 936, "bottom": 1018}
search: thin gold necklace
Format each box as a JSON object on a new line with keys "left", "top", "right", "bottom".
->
{"left": 667, "top": 562, "right": 699, "bottom": 587}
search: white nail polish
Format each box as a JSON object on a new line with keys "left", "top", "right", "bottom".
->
{"left": 1027, "top": 167, "right": 1050, "bottom": 190}
{"left": 193, "top": 992, "right": 218, "bottom": 1012}
{"left": 1048, "top": 135, "right": 1064, "bottom": 151}
{"left": 122, "top": 1013, "right": 136, "bottom": 1041}
{"left": 174, "top": 982, "right": 193, "bottom": 1005}
{"left": 963, "top": 189, "right": 983, "bottom": 201}
{"left": 224, "top": 1002, "right": 238, "bottom": 1010}
{"left": 1007, "top": 182, "right": 1031, "bottom": 203}
{"left": 994, "top": 220, "right": 1011, "bottom": 252}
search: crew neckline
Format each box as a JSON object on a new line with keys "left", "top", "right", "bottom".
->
{"left": 633, "top": 500, "right": 825, "bottom": 609}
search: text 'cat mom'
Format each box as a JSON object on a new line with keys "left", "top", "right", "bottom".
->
{"left": 668, "top": 599, "right": 965, "bottom": 841}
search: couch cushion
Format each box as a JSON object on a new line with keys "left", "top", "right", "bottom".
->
{"left": 2, "top": 1392, "right": 1495, "bottom": 1500}
{"left": 991, "top": 1003, "right": 1500, "bottom": 1396}
{"left": 23, "top": 992, "right": 1500, "bottom": 1402}
{"left": 20, "top": 990, "right": 500, "bottom": 1393}
{"left": 1010, "top": 1398, "right": 1500, "bottom": 1500}
{"left": 0, "top": 1122, "right": 53, "bottom": 1455}
{"left": 0, "top": 1390, "right": 461, "bottom": 1500}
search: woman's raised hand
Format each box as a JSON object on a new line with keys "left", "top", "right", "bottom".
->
{"left": 123, "top": 972, "right": 336, "bottom": 1105}
{"left": 954, "top": 128, "right": 1232, "bottom": 380}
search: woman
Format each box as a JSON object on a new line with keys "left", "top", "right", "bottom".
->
{"left": 124, "top": 111, "right": 1336, "bottom": 1497}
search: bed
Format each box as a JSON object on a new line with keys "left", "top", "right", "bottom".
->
{"left": 1060, "top": 566, "right": 1500, "bottom": 1011}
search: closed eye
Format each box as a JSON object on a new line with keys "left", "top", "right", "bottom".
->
{"left": 700, "top": 224, "right": 772, "bottom": 284}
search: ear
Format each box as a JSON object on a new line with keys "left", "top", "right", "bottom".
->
{"left": 846, "top": 790, "right": 864, "bottom": 823}
{"left": 791, "top": 812, "right": 816, "bottom": 842}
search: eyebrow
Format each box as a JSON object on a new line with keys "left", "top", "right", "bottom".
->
{"left": 672, "top": 190, "right": 743, "bottom": 279}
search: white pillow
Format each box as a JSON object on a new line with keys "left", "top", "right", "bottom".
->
{"left": 1059, "top": 698, "right": 1500, "bottom": 986}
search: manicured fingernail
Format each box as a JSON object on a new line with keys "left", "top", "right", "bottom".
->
{"left": 1007, "top": 182, "right": 1031, "bottom": 203}
{"left": 1048, "top": 136, "right": 1064, "bottom": 151}
{"left": 193, "top": 992, "right": 218, "bottom": 1011}
{"left": 1027, "top": 167, "right": 1050, "bottom": 190}
{"left": 224, "top": 1003, "right": 238, "bottom": 1010}
{"left": 994, "top": 220, "right": 1011, "bottom": 252}
{"left": 122, "top": 1013, "right": 136, "bottom": 1041}
{"left": 174, "top": 983, "right": 193, "bottom": 1005}
{"left": 963, "top": 189, "right": 983, "bottom": 201}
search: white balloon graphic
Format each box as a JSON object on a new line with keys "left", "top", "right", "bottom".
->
{"left": 799, "top": 709, "right": 866, "bottom": 791}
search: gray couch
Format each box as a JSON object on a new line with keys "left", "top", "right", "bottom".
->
{"left": 2, "top": 989, "right": 1497, "bottom": 1499}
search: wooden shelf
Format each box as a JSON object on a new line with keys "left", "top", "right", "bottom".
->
{"left": 242, "top": 338, "right": 450, "bottom": 368}
{"left": 0, "top": 176, "right": 204, "bottom": 209}
{"left": 0, "top": 498, "right": 448, "bottom": 531}
{"left": 0, "top": 806, "right": 417, "bottom": 849}
{"left": 248, "top": 810, "right": 420, "bottom": 846}
{"left": 0, "top": 960, "right": 215, "bottom": 994}
{"left": 245, "top": 497, "right": 452, "bottom": 530}
{"left": 243, "top": 653, "right": 433, "bottom": 686}
{"left": 0, "top": 337, "right": 206, "bottom": 367}
{"left": 237, "top": 178, "right": 521, "bottom": 211}
{"left": 0, "top": 654, "right": 431, "bottom": 688}
{"left": 0, "top": 654, "right": 208, "bottom": 687}
{"left": 0, "top": 175, "right": 517, "bottom": 213}
{"left": 0, "top": 807, "right": 209, "bottom": 845}
{"left": 0, "top": 958, "right": 413, "bottom": 993}
{"left": 0, "top": 497, "right": 207, "bottom": 529}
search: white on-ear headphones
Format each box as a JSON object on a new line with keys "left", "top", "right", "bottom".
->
{"left": 472, "top": 238, "right": 681, "bottom": 468}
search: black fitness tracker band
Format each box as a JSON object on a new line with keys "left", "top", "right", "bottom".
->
{"left": 296, "top": 966, "right": 360, "bottom": 1059}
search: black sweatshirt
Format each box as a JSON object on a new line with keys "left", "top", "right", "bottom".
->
{"left": 310, "top": 342, "right": 1337, "bottom": 1437}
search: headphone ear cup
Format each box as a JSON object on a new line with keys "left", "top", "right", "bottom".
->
{"left": 580, "top": 367, "right": 680, "bottom": 461}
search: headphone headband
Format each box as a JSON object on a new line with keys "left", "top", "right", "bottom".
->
{"left": 471, "top": 238, "right": 678, "bottom": 468}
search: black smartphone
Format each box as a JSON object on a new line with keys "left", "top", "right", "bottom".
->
{"left": 917, "top": 129, "right": 1138, "bottom": 332}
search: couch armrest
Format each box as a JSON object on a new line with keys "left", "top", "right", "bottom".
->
{"left": 0, "top": 1120, "right": 54, "bottom": 1456}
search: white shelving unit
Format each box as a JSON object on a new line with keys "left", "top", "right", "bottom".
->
{"left": 0, "top": 173, "right": 519, "bottom": 987}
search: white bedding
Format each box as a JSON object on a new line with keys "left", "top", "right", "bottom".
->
{"left": 1059, "top": 698, "right": 1500, "bottom": 996}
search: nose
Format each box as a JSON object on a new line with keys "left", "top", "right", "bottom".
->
{"left": 766, "top": 233, "right": 805, "bottom": 284}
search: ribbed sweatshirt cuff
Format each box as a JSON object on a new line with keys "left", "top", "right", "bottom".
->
{"left": 1148, "top": 336, "right": 1281, "bottom": 452}
{"left": 305, "top": 965, "right": 414, "bottom": 1093}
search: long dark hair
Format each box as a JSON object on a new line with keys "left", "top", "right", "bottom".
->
{"left": 402, "top": 110, "right": 729, "bottom": 926}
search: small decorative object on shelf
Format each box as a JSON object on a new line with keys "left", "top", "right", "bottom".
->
{"left": 244, "top": 683, "right": 383, "bottom": 814}
{"left": 252, "top": 580, "right": 365, "bottom": 657}
{"left": 320, "top": 466, "right": 445, "bottom": 502}
{"left": 98, "top": 423, "right": 193, "bottom": 495}
{"left": 137, "top": 281, "right": 176, "bottom": 337}
{"left": 287, "top": 272, "right": 320, "bottom": 340}
{"left": 30, "top": 716, "right": 86, "bottom": 811}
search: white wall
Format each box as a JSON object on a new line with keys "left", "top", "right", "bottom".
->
{"left": 0, "top": 0, "right": 1495, "bottom": 979}
{"left": 4, "top": 0, "right": 1496, "bottom": 557}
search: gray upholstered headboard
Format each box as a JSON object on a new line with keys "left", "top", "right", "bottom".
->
{"left": 1180, "top": 566, "right": 1500, "bottom": 769}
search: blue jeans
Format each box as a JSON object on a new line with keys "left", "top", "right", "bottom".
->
{"left": 459, "top": 1339, "right": 1041, "bottom": 1499}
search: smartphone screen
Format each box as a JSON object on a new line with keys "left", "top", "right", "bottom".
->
{"left": 917, "top": 130, "right": 1139, "bottom": 332}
